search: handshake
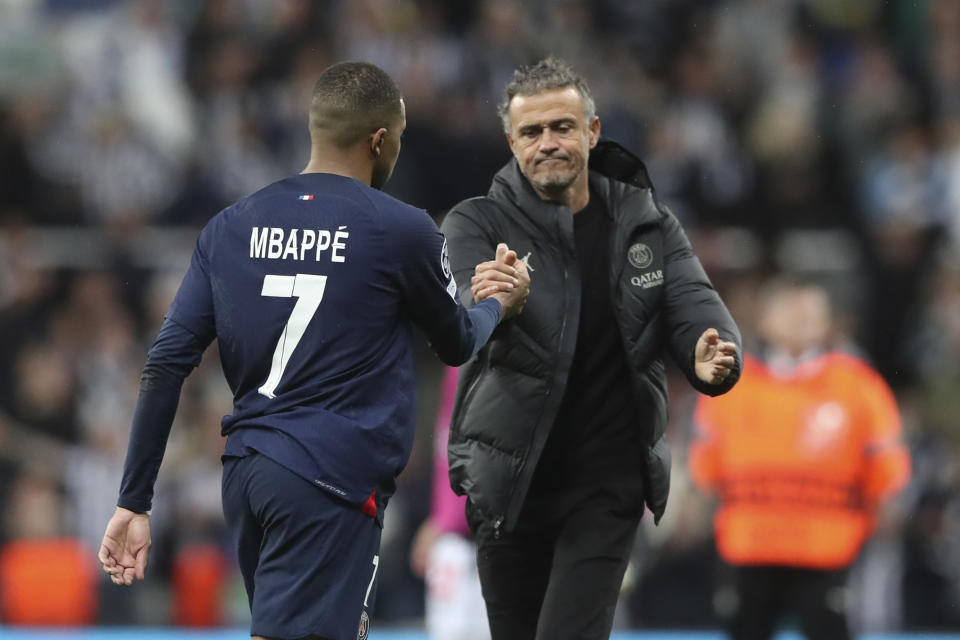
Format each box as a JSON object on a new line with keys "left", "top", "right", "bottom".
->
{"left": 471, "top": 243, "right": 531, "bottom": 321}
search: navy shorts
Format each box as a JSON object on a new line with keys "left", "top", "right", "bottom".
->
{"left": 222, "top": 453, "right": 381, "bottom": 640}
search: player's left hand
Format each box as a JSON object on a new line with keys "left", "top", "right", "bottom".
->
{"left": 694, "top": 328, "right": 738, "bottom": 385}
{"left": 98, "top": 506, "right": 152, "bottom": 586}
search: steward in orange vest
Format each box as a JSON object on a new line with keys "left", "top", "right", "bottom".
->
{"left": 691, "top": 279, "right": 910, "bottom": 640}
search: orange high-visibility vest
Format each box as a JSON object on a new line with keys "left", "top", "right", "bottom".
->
{"left": 690, "top": 353, "right": 910, "bottom": 569}
{"left": 0, "top": 538, "right": 98, "bottom": 624}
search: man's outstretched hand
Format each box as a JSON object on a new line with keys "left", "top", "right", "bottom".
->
{"left": 98, "top": 506, "right": 151, "bottom": 586}
{"left": 472, "top": 243, "right": 530, "bottom": 320}
{"left": 694, "top": 328, "right": 738, "bottom": 385}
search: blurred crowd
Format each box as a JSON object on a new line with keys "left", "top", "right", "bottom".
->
{"left": 1, "top": 0, "right": 959, "bottom": 632}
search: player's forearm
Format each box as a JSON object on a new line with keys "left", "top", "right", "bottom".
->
{"left": 117, "top": 384, "right": 182, "bottom": 512}
{"left": 437, "top": 297, "right": 501, "bottom": 365}
{"left": 116, "top": 317, "right": 208, "bottom": 512}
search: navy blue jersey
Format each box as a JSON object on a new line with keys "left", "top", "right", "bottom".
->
{"left": 117, "top": 173, "right": 500, "bottom": 514}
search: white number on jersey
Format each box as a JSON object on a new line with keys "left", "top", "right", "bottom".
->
{"left": 364, "top": 554, "right": 380, "bottom": 608}
{"left": 258, "top": 273, "right": 328, "bottom": 398}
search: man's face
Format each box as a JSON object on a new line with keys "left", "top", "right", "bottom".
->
{"left": 760, "top": 288, "right": 832, "bottom": 357}
{"left": 371, "top": 99, "right": 406, "bottom": 190}
{"left": 506, "top": 87, "right": 600, "bottom": 197}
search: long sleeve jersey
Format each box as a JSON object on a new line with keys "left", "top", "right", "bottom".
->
{"left": 117, "top": 173, "right": 501, "bottom": 519}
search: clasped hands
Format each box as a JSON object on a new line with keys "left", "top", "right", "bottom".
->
{"left": 472, "top": 243, "right": 531, "bottom": 319}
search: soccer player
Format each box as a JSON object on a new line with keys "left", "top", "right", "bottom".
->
{"left": 97, "top": 61, "right": 529, "bottom": 640}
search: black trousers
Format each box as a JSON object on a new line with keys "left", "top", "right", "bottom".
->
{"left": 726, "top": 565, "right": 851, "bottom": 640}
{"left": 468, "top": 483, "right": 644, "bottom": 640}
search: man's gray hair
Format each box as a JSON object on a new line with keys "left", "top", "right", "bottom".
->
{"left": 497, "top": 57, "right": 596, "bottom": 133}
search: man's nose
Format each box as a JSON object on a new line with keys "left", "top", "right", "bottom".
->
{"left": 538, "top": 128, "right": 559, "bottom": 152}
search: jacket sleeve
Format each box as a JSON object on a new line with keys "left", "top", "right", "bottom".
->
{"left": 660, "top": 205, "right": 742, "bottom": 396}
{"left": 439, "top": 199, "right": 501, "bottom": 311}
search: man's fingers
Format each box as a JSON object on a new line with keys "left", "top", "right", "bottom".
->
{"left": 473, "top": 280, "right": 515, "bottom": 295}
{"left": 98, "top": 545, "right": 115, "bottom": 567}
{"left": 472, "top": 271, "right": 518, "bottom": 285}
{"left": 495, "top": 243, "right": 508, "bottom": 262}
{"left": 478, "top": 285, "right": 504, "bottom": 300}
{"left": 473, "top": 284, "right": 514, "bottom": 298}
{"left": 475, "top": 261, "right": 518, "bottom": 277}
{"left": 712, "top": 356, "right": 736, "bottom": 369}
{"left": 717, "top": 342, "right": 738, "bottom": 355}
{"left": 515, "top": 258, "right": 530, "bottom": 278}
{"left": 134, "top": 546, "right": 149, "bottom": 581}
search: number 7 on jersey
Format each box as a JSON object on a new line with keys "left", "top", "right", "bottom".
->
{"left": 258, "top": 273, "right": 328, "bottom": 399}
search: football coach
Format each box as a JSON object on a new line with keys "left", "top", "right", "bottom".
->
{"left": 441, "top": 57, "right": 743, "bottom": 640}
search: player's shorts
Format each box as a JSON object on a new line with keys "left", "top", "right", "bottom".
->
{"left": 222, "top": 453, "right": 381, "bottom": 640}
{"left": 425, "top": 534, "right": 490, "bottom": 640}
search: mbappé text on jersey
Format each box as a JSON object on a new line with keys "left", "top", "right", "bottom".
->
{"left": 250, "top": 226, "right": 350, "bottom": 262}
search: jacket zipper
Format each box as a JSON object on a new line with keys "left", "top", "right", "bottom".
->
{"left": 502, "top": 211, "right": 575, "bottom": 530}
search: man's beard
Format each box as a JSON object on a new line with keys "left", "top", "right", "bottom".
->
{"left": 529, "top": 162, "right": 580, "bottom": 197}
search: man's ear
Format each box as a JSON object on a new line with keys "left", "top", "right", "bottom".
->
{"left": 505, "top": 132, "right": 517, "bottom": 155}
{"left": 588, "top": 116, "right": 601, "bottom": 148}
{"left": 370, "top": 127, "right": 388, "bottom": 157}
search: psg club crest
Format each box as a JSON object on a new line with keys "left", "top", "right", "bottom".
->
{"left": 357, "top": 610, "right": 370, "bottom": 640}
{"left": 628, "top": 243, "right": 653, "bottom": 269}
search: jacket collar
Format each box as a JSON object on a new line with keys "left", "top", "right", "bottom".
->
{"left": 488, "top": 138, "right": 659, "bottom": 225}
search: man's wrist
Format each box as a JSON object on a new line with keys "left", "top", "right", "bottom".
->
{"left": 117, "top": 499, "right": 151, "bottom": 516}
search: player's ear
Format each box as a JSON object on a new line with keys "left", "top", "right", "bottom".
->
{"left": 370, "top": 128, "right": 387, "bottom": 157}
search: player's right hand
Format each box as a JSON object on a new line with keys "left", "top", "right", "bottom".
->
{"left": 483, "top": 243, "right": 529, "bottom": 320}
{"left": 98, "top": 506, "right": 152, "bottom": 586}
{"left": 471, "top": 243, "right": 520, "bottom": 302}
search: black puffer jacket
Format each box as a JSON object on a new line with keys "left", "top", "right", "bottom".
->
{"left": 440, "top": 139, "right": 741, "bottom": 532}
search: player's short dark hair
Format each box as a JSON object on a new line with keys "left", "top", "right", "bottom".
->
{"left": 309, "top": 61, "right": 403, "bottom": 147}
{"left": 497, "top": 57, "right": 596, "bottom": 133}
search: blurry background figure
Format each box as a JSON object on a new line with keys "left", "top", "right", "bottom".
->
{"left": 0, "top": 469, "right": 97, "bottom": 625}
{"left": 690, "top": 278, "right": 912, "bottom": 640}
{"left": 410, "top": 367, "right": 490, "bottom": 640}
